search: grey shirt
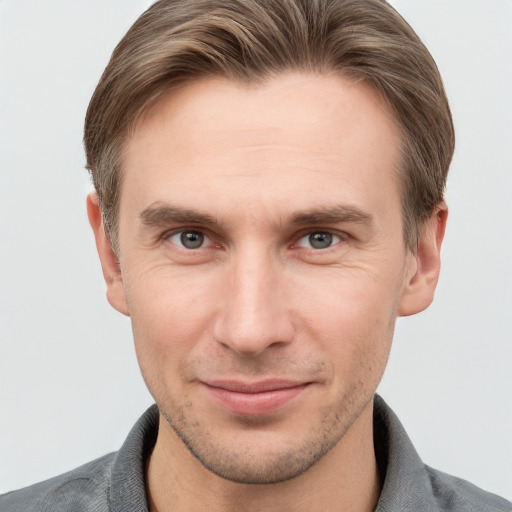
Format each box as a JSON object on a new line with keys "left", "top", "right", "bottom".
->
{"left": 1, "top": 396, "right": 510, "bottom": 511}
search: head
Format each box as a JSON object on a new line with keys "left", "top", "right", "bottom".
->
{"left": 85, "top": 0, "right": 452, "bottom": 486}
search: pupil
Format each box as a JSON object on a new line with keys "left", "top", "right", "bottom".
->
{"left": 181, "top": 231, "right": 204, "bottom": 249}
{"left": 309, "top": 232, "right": 332, "bottom": 249}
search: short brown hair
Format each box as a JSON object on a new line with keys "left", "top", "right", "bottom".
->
{"left": 84, "top": 0, "right": 454, "bottom": 252}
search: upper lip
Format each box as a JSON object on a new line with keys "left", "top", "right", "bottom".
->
{"left": 203, "top": 379, "right": 309, "bottom": 393}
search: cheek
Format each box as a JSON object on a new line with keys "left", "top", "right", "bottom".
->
{"left": 296, "top": 265, "right": 401, "bottom": 330}
{"left": 294, "top": 268, "right": 400, "bottom": 372}
{"left": 124, "top": 270, "right": 218, "bottom": 385}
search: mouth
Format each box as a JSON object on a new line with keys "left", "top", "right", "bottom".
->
{"left": 201, "top": 379, "right": 311, "bottom": 416}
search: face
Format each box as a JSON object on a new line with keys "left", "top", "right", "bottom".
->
{"left": 90, "top": 73, "right": 443, "bottom": 484}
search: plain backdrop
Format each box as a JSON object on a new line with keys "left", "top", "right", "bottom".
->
{"left": 1, "top": 0, "right": 511, "bottom": 501}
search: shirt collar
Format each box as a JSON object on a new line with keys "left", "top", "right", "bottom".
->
{"left": 373, "top": 395, "right": 439, "bottom": 511}
{"left": 110, "top": 404, "right": 158, "bottom": 512}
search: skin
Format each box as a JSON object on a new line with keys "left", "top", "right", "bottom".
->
{"left": 88, "top": 73, "right": 446, "bottom": 512}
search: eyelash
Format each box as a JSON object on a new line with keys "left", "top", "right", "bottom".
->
{"left": 295, "top": 231, "right": 343, "bottom": 250}
{"left": 162, "top": 228, "right": 347, "bottom": 252}
{"left": 162, "top": 228, "right": 216, "bottom": 250}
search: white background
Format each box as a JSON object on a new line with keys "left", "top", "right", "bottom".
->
{"left": 1, "top": 0, "right": 511, "bottom": 501}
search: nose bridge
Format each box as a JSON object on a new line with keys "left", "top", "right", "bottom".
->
{"left": 213, "top": 243, "right": 293, "bottom": 355}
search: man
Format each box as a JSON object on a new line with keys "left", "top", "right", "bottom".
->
{"left": 1, "top": 0, "right": 510, "bottom": 510}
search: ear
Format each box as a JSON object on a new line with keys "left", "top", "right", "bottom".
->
{"left": 87, "top": 192, "right": 129, "bottom": 316}
{"left": 398, "top": 205, "right": 448, "bottom": 316}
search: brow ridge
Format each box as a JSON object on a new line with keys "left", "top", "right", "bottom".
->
{"left": 139, "top": 203, "right": 218, "bottom": 227}
{"left": 289, "top": 205, "right": 374, "bottom": 226}
{"left": 139, "top": 202, "right": 374, "bottom": 229}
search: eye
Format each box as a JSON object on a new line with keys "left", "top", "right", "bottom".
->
{"left": 168, "top": 230, "right": 209, "bottom": 249}
{"left": 297, "top": 231, "right": 341, "bottom": 249}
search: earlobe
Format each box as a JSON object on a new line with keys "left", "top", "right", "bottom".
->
{"left": 86, "top": 192, "right": 129, "bottom": 316}
{"left": 398, "top": 206, "right": 448, "bottom": 317}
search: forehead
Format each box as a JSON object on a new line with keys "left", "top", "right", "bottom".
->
{"left": 121, "top": 73, "right": 402, "bottom": 225}
{"left": 131, "top": 72, "right": 400, "bottom": 157}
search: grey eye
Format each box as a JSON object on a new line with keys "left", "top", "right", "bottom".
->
{"left": 297, "top": 231, "right": 340, "bottom": 250}
{"left": 181, "top": 231, "right": 204, "bottom": 249}
{"left": 309, "top": 232, "right": 332, "bottom": 249}
{"left": 170, "top": 230, "right": 206, "bottom": 249}
{"left": 308, "top": 232, "right": 333, "bottom": 249}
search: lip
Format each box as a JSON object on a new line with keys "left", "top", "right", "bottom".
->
{"left": 202, "top": 379, "right": 310, "bottom": 416}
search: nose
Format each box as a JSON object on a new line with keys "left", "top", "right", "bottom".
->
{"left": 212, "top": 248, "right": 295, "bottom": 356}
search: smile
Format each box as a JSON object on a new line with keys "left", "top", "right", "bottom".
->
{"left": 202, "top": 380, "right": 311, "bottom": 416}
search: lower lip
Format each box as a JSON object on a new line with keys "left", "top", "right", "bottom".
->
{"left": 205, "top": 384, "right": 309, "bottom": 416}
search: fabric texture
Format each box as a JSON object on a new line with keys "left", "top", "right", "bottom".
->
{"left": 1, "top": 396, "right": 510, "bottom": 511}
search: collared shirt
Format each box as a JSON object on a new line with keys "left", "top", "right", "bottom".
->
{"left": 1, "top": 396, "right": 510, "bottom": 511}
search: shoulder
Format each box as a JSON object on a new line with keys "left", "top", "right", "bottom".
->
{"left": 0, "top": 452, "right": 116, "bottom": 512}
{"left": 425, "top": 465, "right": 512, "bottom": 512}
{"left": 373, "top": 395, "right": 511, "bottom": 512}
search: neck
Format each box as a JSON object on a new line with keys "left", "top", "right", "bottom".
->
{"left": 146, "top": 399, "right": 381, "bottom": 512}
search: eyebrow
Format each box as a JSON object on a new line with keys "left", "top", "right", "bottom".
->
{"left": 139, "top": 203, "right": 374, "bottom": 229}
{"left": 289, "top": 205, "right": 374, "bottom": 227}
{"left": 139, "top": 204, "right": 218, "bottom": 227}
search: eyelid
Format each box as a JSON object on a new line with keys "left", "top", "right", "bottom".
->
{"left": 173, "top": 231, "right": 209, "bottom": 249}
{"left": 159, "top": 226, "right": 348, "bottom": 251}
{"left": 162, "top": 227, "right": 214, "bottom": 247}
{"left": 293, "top": 229, "right": 347, "bottom": 248}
